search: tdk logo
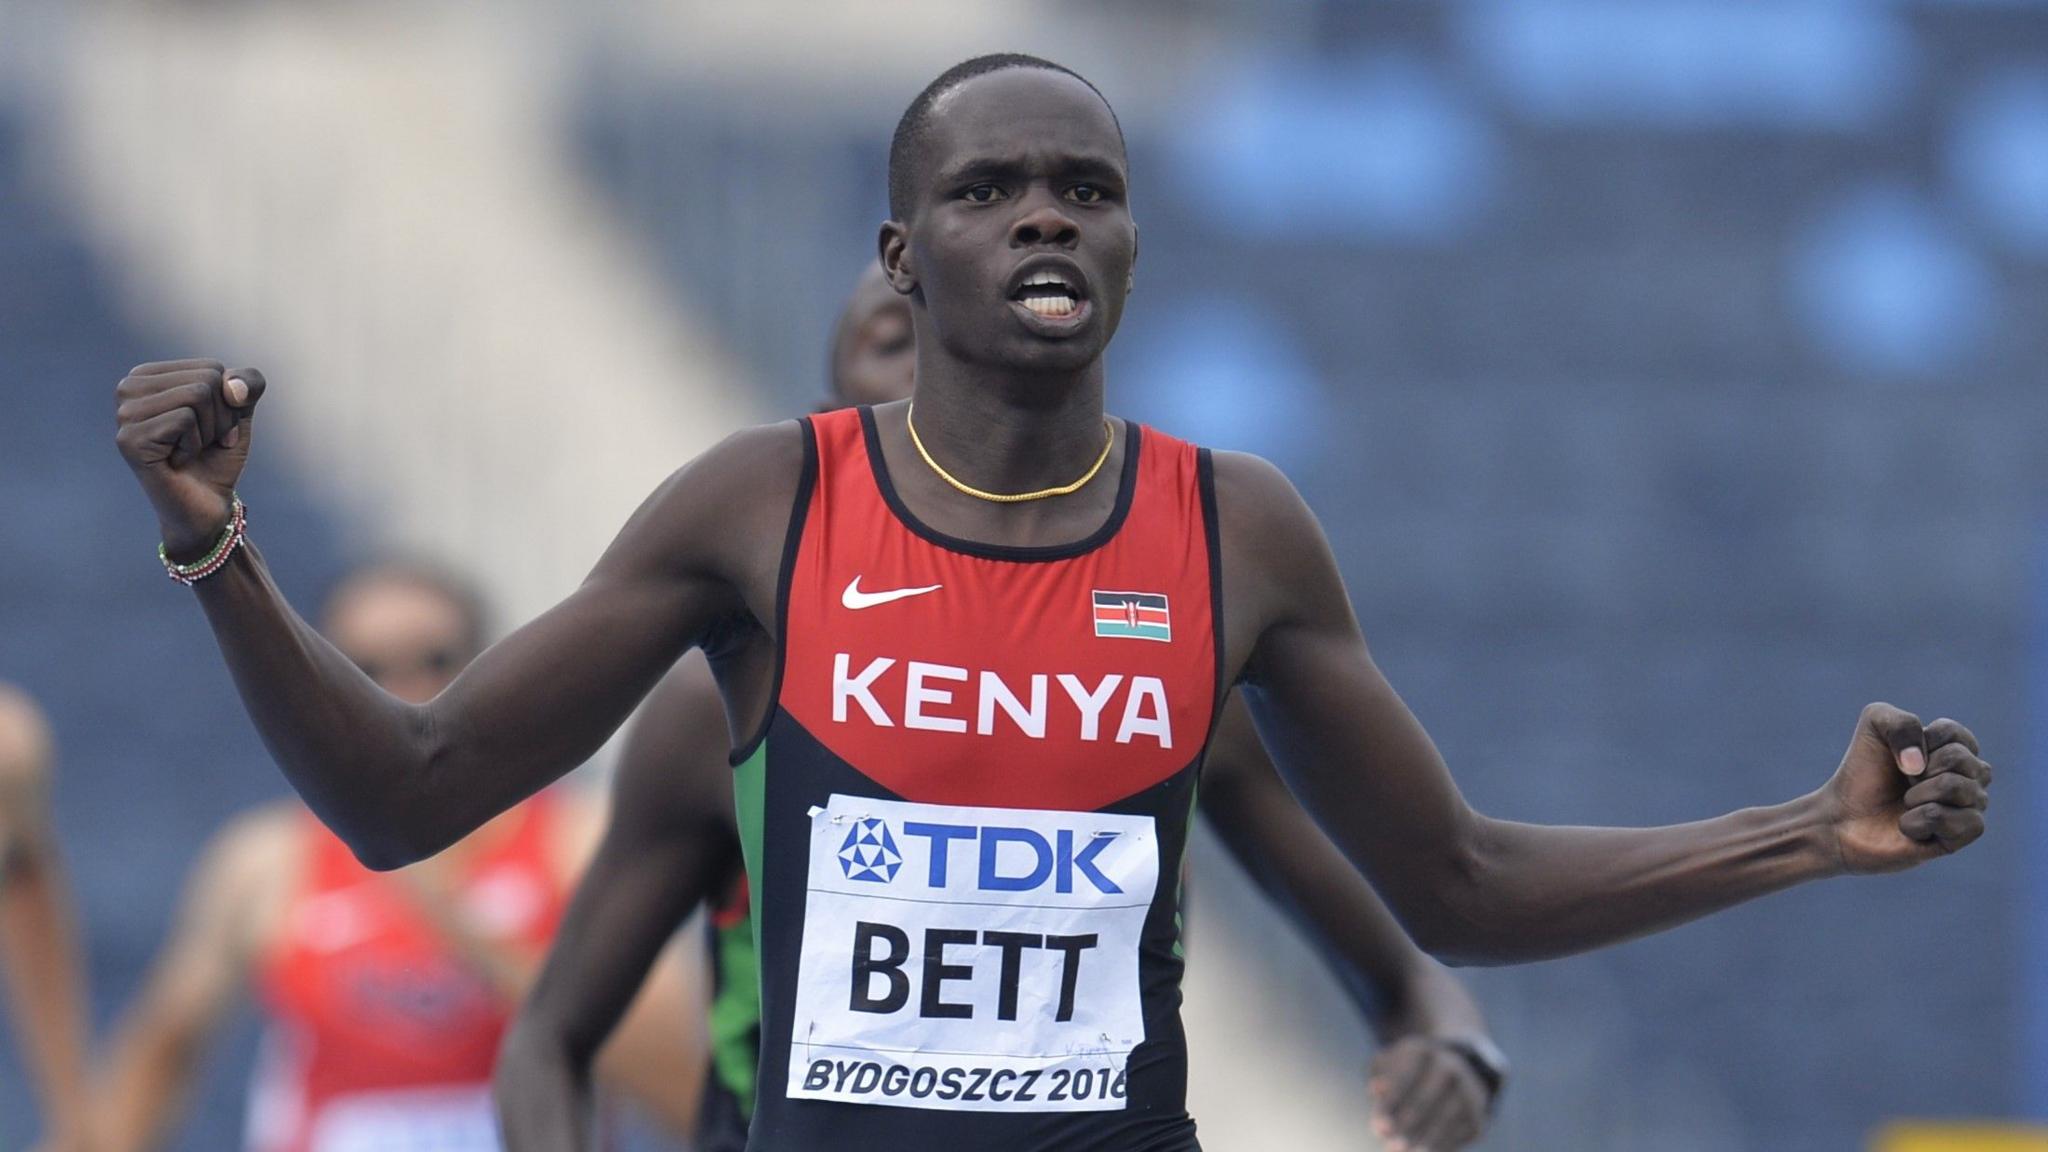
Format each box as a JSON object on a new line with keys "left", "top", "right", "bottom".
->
{"left": 899, "top": 822, "right": 1122, "bottom": 895}
{"left": 838, "top": 818, "right": 903, "bottom": 883}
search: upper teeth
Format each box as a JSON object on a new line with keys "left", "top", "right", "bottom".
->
{"left": 1023, "top": 272, "right": 1070, "bottom": 290}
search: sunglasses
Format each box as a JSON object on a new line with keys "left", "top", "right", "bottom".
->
{"left": 350, "top": 646, "right": 467, "bottom": 686}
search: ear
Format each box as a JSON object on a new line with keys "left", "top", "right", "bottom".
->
{"left": 1126, "top": 218, "right": 1140, "bottom": 297}
{"left": 879, "top": 221, "right": 916, "bottom": 295}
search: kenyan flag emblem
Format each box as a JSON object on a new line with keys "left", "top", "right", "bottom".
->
{"left": 1093, "top": 590, "right": 1171, "bottom": 642}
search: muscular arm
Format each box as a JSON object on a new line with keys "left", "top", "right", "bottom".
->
{"left": 115, "top": 361, "right": 799, "bottom": 869}
{"left": 1215, "top": 452, "right": 1991, "bottom": 967}
{"left": 0, "top": 690, "right": 90, "bottom": 1149}
{"left": 498, "top": 655, "right": 740, "bottom": 1152}
{"left": 96, "top": 812, "right": 288, "bottom": 1152}
{"left": 590, "top": 937, "right": 707, "bottom": 1138}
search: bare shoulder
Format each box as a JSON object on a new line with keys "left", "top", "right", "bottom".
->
{"left": 615, "top": 421, "right": 809, "bottom": 576}
{"left": 1209, "top": 449, "right": 1322, "bottom": 548}
{"left": 197, "top": 803, "right": 303, "bottom": 920}
{"left": 670, "top": 420, "right": 808, "bottom": 506}
{"left": 1208, "top": 450, "right": 1343, "bottom": 637}
{"left": 581, "top": 421, "right": 812, "bottom": 646}
{"left": 0, "top": 684, "right": 53, "bottom": 792}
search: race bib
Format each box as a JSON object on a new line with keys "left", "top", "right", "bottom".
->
{"left": 788, "top": 794, "right": 1159, "bottom": 1113}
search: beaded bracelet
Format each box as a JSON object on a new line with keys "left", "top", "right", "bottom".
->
{"left": 158, "top": 494, "right": 247, "bottom": 586}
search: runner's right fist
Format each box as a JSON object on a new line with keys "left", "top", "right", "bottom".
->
{"left": 114, "top": 360, "right": 265, "bottom": 558}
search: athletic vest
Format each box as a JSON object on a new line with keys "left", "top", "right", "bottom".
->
{"left": 698, "top": 875, "right": 762, "bottom": 1152}
{"left": 732, "top": 406, "right": 1221, "bottom": 1152}
{"left": 247, "top": 799, "right": 568, "bottom": 1152}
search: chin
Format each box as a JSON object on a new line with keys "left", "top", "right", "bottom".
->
{"left": 998, "top": 338, "right": 1106, "bottom": 377}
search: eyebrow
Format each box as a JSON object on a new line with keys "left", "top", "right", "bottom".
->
{"left": 933, "top": 152, "right": 1128, "bottom": 190}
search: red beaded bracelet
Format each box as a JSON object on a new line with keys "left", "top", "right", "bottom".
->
{"left": 158, "top": 494, "right": 247, "bottom": 586}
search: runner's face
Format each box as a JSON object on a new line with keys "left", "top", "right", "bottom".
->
{"left": 895, "top": 69, "right": 1134, "bottom": 377}
{"left": 326, "top": 579, "right": 475, "bottom": 706}
{"left": 833, "top": 273, "right": 915, "bottom": 407}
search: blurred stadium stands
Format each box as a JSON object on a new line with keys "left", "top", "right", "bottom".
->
{"left": 1, "top": 2, "right": 2043, "bottom": 1149}
{"left": 0, "top": 94, "right": 352, "bottom": 1148}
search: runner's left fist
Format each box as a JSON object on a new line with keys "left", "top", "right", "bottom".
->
{"left": 1368, "top": 1036, "right": 1490, "bottom": 1152}
{"left": 1822, "top": 704, "right": 1991, "bottom": 874}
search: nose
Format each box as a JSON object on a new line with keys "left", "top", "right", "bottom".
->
{"left": 1010, "top": 191, "right": 1078, "bottom": 249}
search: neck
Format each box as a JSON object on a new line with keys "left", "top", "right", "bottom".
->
{"left": 906, "top": 345, "right": 1109, "bottom": 495}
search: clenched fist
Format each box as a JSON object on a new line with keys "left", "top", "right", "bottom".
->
{"left": 1368, "top": 1036, "right": 1492, "bottom": 1152}
{"left": 1823, "top": 703, "right": 1992, "bottom": 873}
{"left": 114, "top": 360, "right": 265, "bottom": 558}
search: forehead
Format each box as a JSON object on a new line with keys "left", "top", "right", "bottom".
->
{"left": 324, "top": 576, "right": 468, "bottom": 643}
{"left": 920, "top": 68, "right": 1126, "bottom": 183}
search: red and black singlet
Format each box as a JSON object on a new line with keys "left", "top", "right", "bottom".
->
{"left": 729, "top": 406, "right": 1222, "bottom": 1152}
{"left": 247, "top": 801, "right": 569, "bottom": 1152}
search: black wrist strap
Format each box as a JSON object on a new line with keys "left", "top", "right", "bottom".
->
{"left": 1436, "top": 1034, "right": 1510, "bottom": 1115}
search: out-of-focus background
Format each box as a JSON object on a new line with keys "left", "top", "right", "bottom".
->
{"left": 1, "top": 1, "right": 2043, "bottom": 1149}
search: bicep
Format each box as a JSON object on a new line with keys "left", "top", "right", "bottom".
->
{"left": 1215, "top": 453, "right": 1476, "bottom": 911}
{"left": 411, "top": 425, "right": 797, "bottom": 844}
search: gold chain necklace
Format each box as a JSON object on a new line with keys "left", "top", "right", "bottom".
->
{"left": 906, "top": 403, "right": 1115, "bottom": 504}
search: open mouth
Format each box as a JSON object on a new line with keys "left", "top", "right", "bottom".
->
{"left": 1011, "top": 270, "right": 1084, "bottom": 319}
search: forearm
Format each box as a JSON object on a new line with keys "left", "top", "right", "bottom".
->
{"left": 590, "top": 945, "right": 707, "bottom": 1138}
{"left": 191, "top": 545, "right": 686, "bottom": 868}
{"left": 0, "top": 859, "right": 90, "bottom": 1138}
{"left": 1379, "top": 957, "right": 1486, "bottom": 1041}
{"left": 96, "top": 1025, "right": 206, "bottom": 1152}
{"left": 1428, "top": 792, "right": 1842, "bottom": 965}
{"left": 1237, "top": 624, "right": 1844, "bottom": 967}
{"left": 497, "top": 1019, "right": 601, "bottom": 1152}
{"left": 190, "top": 544, "right": 442, "bottom": 865}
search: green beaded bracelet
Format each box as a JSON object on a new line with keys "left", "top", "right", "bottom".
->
{"left": 158, "top": 493, "right": 247, "bottom": 585}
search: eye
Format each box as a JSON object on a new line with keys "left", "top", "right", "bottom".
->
{"left": 1067, "top": 184, "right": 1104, "bottom": 204}
{"left": 961, "top": 183, "right": 1005, "bottom": 203}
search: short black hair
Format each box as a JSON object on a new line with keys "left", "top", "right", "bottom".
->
{"left": 887, "top": 53, "right": 1123, "bottom": 221}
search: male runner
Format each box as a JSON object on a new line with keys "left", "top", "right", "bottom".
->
{"left": 112, "top": 53, "right": 1996, "bottom": 1152}
{"left": 498, "top": 266, "right": 1502, "bottom": 1152}
{"left": 0, "top": 685, "right": 91, "bottom": 1152}
{"left": 92, "top": 563, "right": 702, "bottom": 1151}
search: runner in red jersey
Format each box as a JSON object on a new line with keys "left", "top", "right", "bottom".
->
{"left": 93, "top": 564, "right": 702, "bottom": 1152}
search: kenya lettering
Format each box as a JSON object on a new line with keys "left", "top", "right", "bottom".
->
{"left": 831, "top": 655, "right": 1173, "bottom": 747}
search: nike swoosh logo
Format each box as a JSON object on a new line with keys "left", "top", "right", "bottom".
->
{"left": 842, "top": 576, "right": 943, "bottom": 610}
